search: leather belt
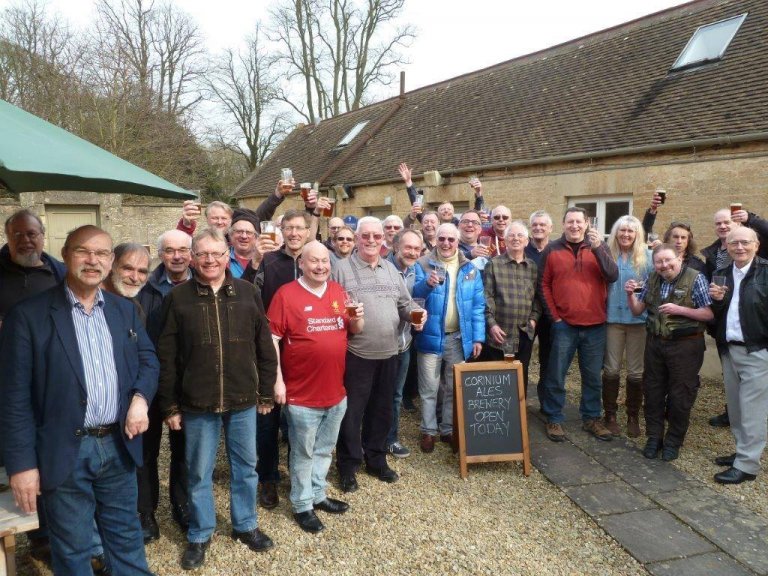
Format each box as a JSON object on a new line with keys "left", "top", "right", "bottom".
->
{"left": 657, "top": 333, "right": 704, "bottom": 342}
{"left": 77, "top": 423, "right": 119, "bottom": 438}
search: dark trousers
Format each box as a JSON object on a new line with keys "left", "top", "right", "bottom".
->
{"left": 535, "top": 317, "right": 552, "bottom": 405}
{"left": 643, "top": 334, "right": 705, "bottom": 447}
{"left": 478, "top": 331, "right": 533, "bottom": 396}
{"left": 336, "top": 352, "right": 398, "bottom": 475}
{"left": 257, "top": 404, "right": 282, "bottom": 483}
{"left": 137, "top": 398, "right": 188, "bottom": 513}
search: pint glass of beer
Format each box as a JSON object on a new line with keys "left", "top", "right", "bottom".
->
{"left": 730, "top": 202, "right": 742, "bottom": 216}
{"left": 411, "top": 298, "right": 426, "bottom": 324}
{"left": 260, "top": 221, "right": 277, "bottom": 242}
{"left": 300, "top": 182, "right": 312, "bottom": 201}
{"left": 323, "top": 199, "right": 336, "bottom": 218}
{"left": 344, "top": 291, "right": 358, "bottom": 318}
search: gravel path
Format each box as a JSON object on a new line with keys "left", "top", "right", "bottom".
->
{"left": 15, "top": 362, "right": 766, "bottom": 575}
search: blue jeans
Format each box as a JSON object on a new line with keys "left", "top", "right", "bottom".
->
{"left": 417, "top": 333, "right": 465, "bottom": 436}
{"left": 184, "top": 407, "right": 259, "bottom": 543}
{"left": 285, "top": 398, "right": 347, "bottom": 513}
{"left": 541, "top": 322, "right": 606, "bottom": 424}
{"left": 42, "top": 434, "right": 152, "bottom": 576}
{"left": 387, "top": 347, "right": 412, "bottom": 446}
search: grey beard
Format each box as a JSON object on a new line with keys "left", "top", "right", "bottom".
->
{"left": 12, "top": 252, "right": 43, "bottom": 267}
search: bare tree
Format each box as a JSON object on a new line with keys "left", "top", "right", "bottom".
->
{"left": 94, "top": 0, "right": 206, "bottom": 116}
{"left": 269, "top": 0, "right": 414, "bottom": 123}
{"left": 0, "top": 0, "right": 83, "bottom": 126}
{"left": 206, "top": 27, "right": 288, "bottom": 173}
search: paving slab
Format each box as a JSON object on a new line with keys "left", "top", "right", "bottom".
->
{"left": 563, "top": 480, "right": 656, "bottom": 517}
{"left": 654, "top": 487, "right": 768, "bottom": 575}
{"left": 647, "top": 552, "right": 756, "bottom": 576}
{"left": 598, "top": 509, "right": 716, "bottom": 563}
{"left": 589, "top": 448, "right": 699, "bottom": 495}
{"left": 525, "top": 420, "right": 549, "bottom": 445}
{"left": 531, "top": 441, "right": 616, "bottom": 487}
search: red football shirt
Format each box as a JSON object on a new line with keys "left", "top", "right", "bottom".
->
{"left": 267, "top": 280, "right": 348, "bottom": 408}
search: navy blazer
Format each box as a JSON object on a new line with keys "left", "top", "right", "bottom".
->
{"left": 0, "top": 283, "right": 159, "bottom": 490}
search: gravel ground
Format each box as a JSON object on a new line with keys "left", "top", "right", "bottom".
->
{"left": 15, "top": 359, "right": 767, "bottom": 576}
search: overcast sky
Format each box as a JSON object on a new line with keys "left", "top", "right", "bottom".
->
{"left": 1, "top": 0, "right": 691, "bottom": 95}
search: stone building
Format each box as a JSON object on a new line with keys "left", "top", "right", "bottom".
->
{"left": 234, "top": 0, "right": 768, "bottom": 242}
{"left": 0, "top": 192, "right": 183, "bottom": 259}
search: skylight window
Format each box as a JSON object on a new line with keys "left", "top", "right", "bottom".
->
{"left": 335, "top": 121, "right": 369, "bottom": 148}
{"left": 672, "top": 13, "right": 747, "bottom": 70}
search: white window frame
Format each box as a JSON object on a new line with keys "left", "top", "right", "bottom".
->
{"left": 335, "top": 120, "right": 369, "bottom": 148}
{"left": 567, "top": 195, "right": 633, "bottom": 237}
{"left": 671, "top": 13, "right": 747, "bottom": 70}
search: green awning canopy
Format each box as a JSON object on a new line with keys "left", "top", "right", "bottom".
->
{"left": 0, "top": 99, "right": 194, "bottom": 199}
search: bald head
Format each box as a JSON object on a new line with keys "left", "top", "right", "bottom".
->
{"left": 300, "top": 240, "right": 331, "bottom": 288}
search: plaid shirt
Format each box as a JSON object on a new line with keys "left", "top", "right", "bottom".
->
{"left": 484, "top": 253, "right": 542, "bottom": 352}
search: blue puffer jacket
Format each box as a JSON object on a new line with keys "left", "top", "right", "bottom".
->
{"left": 412, "top": 250, "right": 486, "bottom": 359}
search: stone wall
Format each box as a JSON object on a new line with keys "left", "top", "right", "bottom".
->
{"left": 241, "top": 142, "right": 768, "bottom": 241}
{"left": 0, "top": 192, "right": 184, "bottom": 259}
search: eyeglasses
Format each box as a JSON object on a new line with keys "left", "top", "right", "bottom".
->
{"left": 194, "top": 251, "right": 227, "bottom": 260}
{"left": 384, "top": 225, "right": 402, "bottom": 230}
{"left": 360, "top": 232, "right": 384, "bottom": 241}
{"left": 493, "top": 214, "right": 510, "bottom": 221}
{"left": 231, "top": 229, "right": 256, "bottom": 237}
{"left": 459, "top": 219, "right": 481, "bottom": 226}
{"left": 71, "top": 247, "right": 113, "bottom": 260}
{"left": 335, "top": 236, "right": 354, "bottom": 242}
{"left": 727, "top": 240, "right": 755, "bottom": 247}
{"left": 162, "top": 247, "right": 191, "bottom": 255}
{"left": 437, "top": 236, "right": 457, "bottom": 243}
{"left": 282, "top": 226, "right": 307, "bottom": 232}
{"left": 12, "top": 231, "right": 42, "bottom": 241}
{"left": 506, "top": 233, "right": 527, "bottom": 239}
{"left": 329, "top": 226, "right": 342, "bottom": 231}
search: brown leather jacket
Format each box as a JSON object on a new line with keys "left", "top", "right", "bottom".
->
{"left": 157, "top": 272, "right": 277, "bottom": 416}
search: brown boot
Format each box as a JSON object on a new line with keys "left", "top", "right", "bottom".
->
{"left": 625, "top": 375, "right": 643, "bottom": 438}
{"left": 601, "top": 373, "right": 621, "bottom": 436}
{"left": 603, "top": 413, "right": 621, "bottom": 436}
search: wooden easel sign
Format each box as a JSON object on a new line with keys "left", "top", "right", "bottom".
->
{"left": 453, "top": 360, "right": 531, "bottom": 478}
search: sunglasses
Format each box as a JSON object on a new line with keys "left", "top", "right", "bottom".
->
{"left": 360, "top": 232, "right": 384, "bottom": 241}
{"left": 493, "top": 214, "right": 510, "bottom": 221}
{"left": 336, "top": 236, "right": 354, "bottom": 242}
{"left": 438, "top": 236, "right": 457, "bottom": 243}
{"left": 384, "top": 225, "right": 402, "bottom": 230}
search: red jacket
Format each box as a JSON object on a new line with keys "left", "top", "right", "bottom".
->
{"left": 538, "top": 235, "right": 618, "bottom": 326}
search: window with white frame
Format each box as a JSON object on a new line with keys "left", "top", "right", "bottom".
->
{"left": 568, "top": 196, "right": 633, "bottom": 237}
{"left": 671, "top": 13, "right": 747, "bottom": 71}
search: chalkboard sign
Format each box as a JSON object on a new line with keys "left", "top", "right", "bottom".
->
{"left": 453, "top": 361, "right": 531, "bottom": 478}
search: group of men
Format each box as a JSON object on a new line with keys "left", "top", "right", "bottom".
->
{"left": 1, "top": 168, "right": 766, "bottom": 574}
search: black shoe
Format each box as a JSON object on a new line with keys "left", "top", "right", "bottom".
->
{"left": 258, "top": 482, "right": 279, "bottom": 509}
{"left": 181, "top": 541, "right": 209, "bottom": 570}
{"left": 402, "top": 397, "right": 417, "bottom": 412}
{"left": 661, "top": 446, "right": 680, "bottom": 462}
{"left": 232, "top": 528, "right": 274, "bottom": 552}
{"left": 714, "top": 467, "right": 756, "bottom": 485}
{"left": 365, "top": 464, "right": 399, "bottom": 483}
{"left": 709, "top": 410, "right": 730, "bottom": 428}
{"left": 294, "top": 510, "right": 325, "bottom": 533}
{"left": 313, "top": 498, "right": 349, "bottom": 514}
{"left": 140, "top": 512, "right": 160, "bottom": 543}
{"left": 172, "top": 503, "right": 191, "bottom": 532}
{"left": 643, "top": 437, "right": 662, "bottom": 459}
{"left": 715, "top": 453, "right": 737, "bottom": 467}
{"left": 339, "top": 474, "right": 358, "bottom": 493}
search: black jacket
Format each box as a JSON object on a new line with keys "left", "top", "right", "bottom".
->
{"left": 157, "top": 272, "right": 277, "bottom": 415}
{"left": 711, "top": 256, "right": 768, "bottom": 353}
{"left": 243, "top": 247, "right": 302, "bottom": 311}
{"left": 0, "top": 245, "right": 66, "bottom": 321}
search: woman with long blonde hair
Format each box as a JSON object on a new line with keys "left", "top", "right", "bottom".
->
{"left": 603, "top": 215, "right": 653, "bottom": 437}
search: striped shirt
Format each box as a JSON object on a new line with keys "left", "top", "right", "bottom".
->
{"left": 65, "top": 285, "right": 120, "bottom": 427}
